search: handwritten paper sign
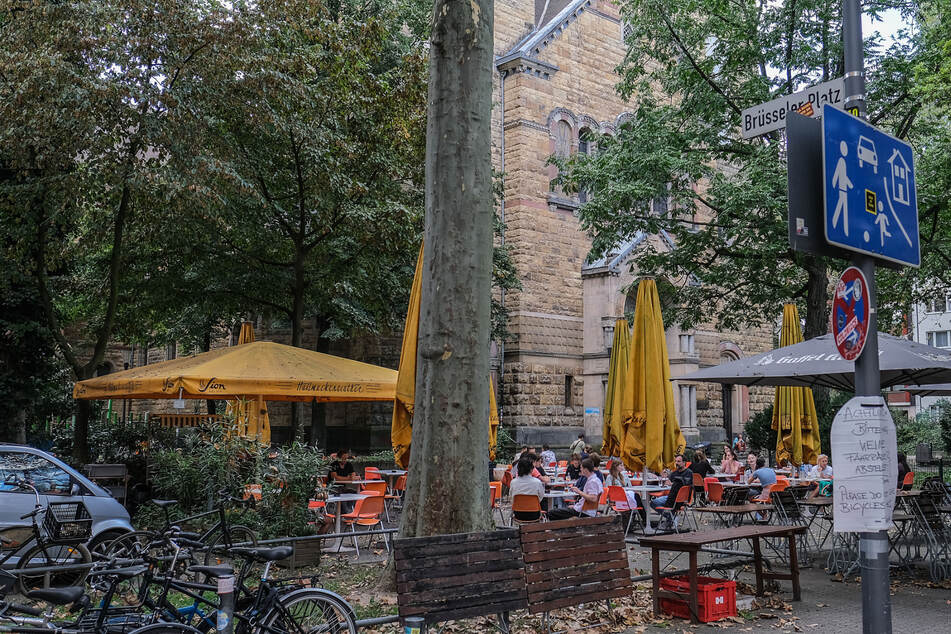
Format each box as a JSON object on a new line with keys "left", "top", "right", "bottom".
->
{"left": 831, "top": 396, "right": 898, "bottom": 533}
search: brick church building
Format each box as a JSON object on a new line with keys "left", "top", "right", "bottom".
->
{"left": 95, "top": 0, "right": 775, "bottom": 451}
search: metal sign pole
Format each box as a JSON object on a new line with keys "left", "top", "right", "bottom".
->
{"left": 843, "top": 1, "right": 891, "bottom": 632}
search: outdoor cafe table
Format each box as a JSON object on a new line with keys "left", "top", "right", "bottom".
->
{"left": 799, "top": 498, "right": 833, "bottom": 550}
{"left": 640, "top": 525, "right": 806, "bottom": 624}
{"left": 375, "top": 469, "right": 407, "bottom": 492}
{"left": 324, "top": 493, "right": 369, "bottom": 552}
{"left": 625, "top": 484, "right": 670, "bottom": 534}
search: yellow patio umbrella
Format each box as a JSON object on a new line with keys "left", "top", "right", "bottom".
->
{"left": 73, "top": 341, "right": 397, "bottom": 402}
{"left": 619, "top": 279, "right": 686, "bottom": 473}
{"left": 224, "top": 322, "right": 271, "bottom": 443}
{"left": 602, "top": 319, "right": 630, "bottom": 458}
{"left": 391, "top": 243, "right": 500, "bottom": 468}
{"left": 771, "top": 304, "right": 821, "bottom": 466}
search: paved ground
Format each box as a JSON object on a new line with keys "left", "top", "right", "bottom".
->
{"left": 623, "top": 545, "right": 951, "bottom": 633}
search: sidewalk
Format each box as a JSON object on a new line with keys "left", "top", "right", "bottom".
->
{"left": 629, "top": 567, "right": 951, "bottom": 633}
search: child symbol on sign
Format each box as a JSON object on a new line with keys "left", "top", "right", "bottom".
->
{"left": 832, "top": 141, "right": 853, "bottom": 236}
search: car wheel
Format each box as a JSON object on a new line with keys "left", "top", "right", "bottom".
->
{"left": 88, "top": 529, "right": 130, "bottom": 557}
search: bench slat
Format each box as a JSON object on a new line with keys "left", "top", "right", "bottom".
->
{"left": 398, "top": 566, "right": 527, "bottom": 594}
{"left": 519, "top": 519, "right": 620, "bottom": 544}
{"left": 395, "top": 544, "right": 521, "bottom": 571}
{"left": 519, "top": 516, "right": 615, "bottom": 532}
{"left": 398, "top": 578, "right": 526, "bottom": 606}
{"left": 522, "top": 546, "right": 626, "bottom": 573}
{"left": 396, "top": 557, "right": 524, "bottom": 584}
{"left": 522, "top": 533, "right": 625, "bottom": 559}
{"left": 527, "top": 576, "right": 631, "bottom": 604}
{"left": 401, "top": 597, "right": 529, "bottom": 623}
{"left": 527, "top": 586, "right": 632, "bottom": 614}
{"left": 394, "top": 528, "right": 518, "bottom": 550}
{"left": 525, "top": 559, "right": 630, "bottom": 589}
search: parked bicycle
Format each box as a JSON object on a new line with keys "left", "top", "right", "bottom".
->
{"left": 0, "top": 478, "right": 92, "bottom": 593}
{"left": 104, "top": 492, "right": 256, "bottom": 567}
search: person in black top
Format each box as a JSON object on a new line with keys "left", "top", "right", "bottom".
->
{"left": 328, "top": 449, "right": 357, "bottom": 483}
{"left": 566, "top": 453, "right": 583, "bottom": 482}
{"left": 897, "top": 452, "right": 911, "bottom": 489}
{"left": 689, "top": 450, "right": 715, "bottom": 477}
{"left": 650, "top": 455, "right": 693, "bottom": 511}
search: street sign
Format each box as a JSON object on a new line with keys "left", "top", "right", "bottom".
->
{"left": 832, "top": 266, "right": 869, "bottom": 361}
{"left": 742, "top": 77, "right": 845, "bottom": 139}
{"left": 822, "top": 104, "right": 920, "bottom": 267}
{"left": 831, "top": 396, "right": 898, "bottom": 533}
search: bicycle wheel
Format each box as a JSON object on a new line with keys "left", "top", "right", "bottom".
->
{"left": 128, "top": 623, "right": 205, "bottom": 634}
{"left": 103, "top": 530, "right": 160, "bottom": 559}
{"left": 260, "top": 588, "right": 357, "bottom": 634}
{"left": 15, "top": 542, "right": 91, "bottom": 593}
{"left": 203, "top": 525, "right": 257, "bottom": 567}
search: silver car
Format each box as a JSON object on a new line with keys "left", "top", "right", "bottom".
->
{"left": 0, "top": 444, "right": 133, "bottom": 553}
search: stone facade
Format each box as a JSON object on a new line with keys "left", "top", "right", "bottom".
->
{"left": 492, "top": 0, "right": 775, "bottom": 447}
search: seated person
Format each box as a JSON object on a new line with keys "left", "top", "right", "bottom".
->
{"left": 565, "top": 453, "right": 583, "bottom": 482}
{"left": 719, "top": 446, "right": 742, "bottom": 475}
{"left": 742, "top": 452, "right": 759, "bottom": 483}
{"left": 509, "top": 458, "right": 545, "bottom": 521}
{"left": 747, "top": 456, "right": 777, "bottom": 499}
{"left": 587, "top": 453, "right": 604, "bottom": 482}
{"left": 810, "top": 454, "right": 833, "bottom": 479}
{"left": 650, "top": 454, "right": 692, "bottom": 512}
{"left": 548, "top": 459, "right": 603, "bottom": 520}
{"left": 605, "top": 460, "right": 645, "bottom": 524}
{"left": 529, "top": 453, "right": 551, "bottom": 485}
{"left": 328, "top": 450, "right": 357, "bottom": 484}
{"left": 540, "top": 445, "right": 556, "bottom": 466}
{"left": 689, "top": 450, "right": 715, "bottom": 478}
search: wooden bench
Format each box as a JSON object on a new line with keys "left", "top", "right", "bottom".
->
{"left": 520, "top": 516, "right": 633, "bottom": 632}
{"left": 394, "top": 528, "right": 527, "bottom": 631}
{"left": 640, "top": 525, "right": 806, "bottom": 624}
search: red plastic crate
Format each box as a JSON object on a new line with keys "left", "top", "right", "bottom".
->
{"left": 659, "top": 575, "right": 737, "bottom": 622}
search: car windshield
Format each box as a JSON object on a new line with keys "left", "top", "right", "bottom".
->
{"left": 0, "top": 452, "right": 72, "bottom": 495}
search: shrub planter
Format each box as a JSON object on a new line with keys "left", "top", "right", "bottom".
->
{"left": 274, "top": 536, "right": 322, "bottom": 569}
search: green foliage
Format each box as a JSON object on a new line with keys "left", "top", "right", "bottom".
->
{"left": 900, "top": 400, "right": 951, "bottom": 454}
{"left": 744, "top": 406, "right": 775, "bottom": 454}
{"left": 143, "top": 423, "right": 327, "bottom": 538}
{"left": 555, "top": 0, "right": 942, "bottom": 338}
{"left": 495, "top": 425, "right": 518, "bottom": 464}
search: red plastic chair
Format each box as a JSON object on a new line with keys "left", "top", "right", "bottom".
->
{"left": 510, "top": 494, "right": 544, "bottom": 525}
{"left": 489, "top": 482, "right": 505, "bottom": 524}
{"left": 901, "top": 472, "right": 915, "bottom": 491}
{"left": 655, "top": 486, "right": 694, "bottom": 531}
{"left": 364, "top": 467, "right": 383, "bottom": 480}
{"left": 707, "top": 481, "right": 724, "bottom": 505}
{"left": 606, "top": 485, "right": 641, "bottom": 537}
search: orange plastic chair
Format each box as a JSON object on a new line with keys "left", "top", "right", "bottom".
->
{"left": 580, "top": 497, "right": 600, "bottom": 516}
{"left": 558, "top": 460, "right": 568, "bottom": 468}
{"left": 606, "top": 486, "right": 641, "bottom": 536}
{"left": 707, "top": 481, "right": 724, "bottom": 505}
{"left": 776, "top": 475, "right": 790, "bottom": 485}
{"left": 364, "top": 467, "right": 383, "bottom": 480}
{"left": 655, "top": 485, "right": 694, "bottom": 531}
{"left": 341, "top": 495, "right": 389, "bottom": 556}
{"left": 361, "top": 481, "right": 389, "bottom": 520}
{"left": 510, "top": 494, "right": 544, "bottom": 525}
{"left": 902, "top": 472, "right": 915, "bottom": 491}
{"left": 489, "top": 482, "right": 504, "bottom": 523}
{"left": 385, "top": 474, "right": 407, "bottom": 512}
{"left": 501, "top": 470, "right": 513, "bottom": 496}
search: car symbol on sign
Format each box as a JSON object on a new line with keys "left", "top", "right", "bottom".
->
{"left": 857, "top": 136, "right": 878, "bottom": 174}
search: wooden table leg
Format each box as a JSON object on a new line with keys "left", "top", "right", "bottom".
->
{"left": 789, "top": 532, "right": 801, "bottom": 601}
{"left": 651, "top": 547, "right": 660, "bottom": 617}
{"left": 689, "top": 550, "right": 700, "bottom": 625}
{"left": 752, "top": 536, "right": 764, "bottom": 596}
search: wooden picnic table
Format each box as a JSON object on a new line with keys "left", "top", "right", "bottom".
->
{"left": 639, "top": 525, "right": 806, "bottom": 624}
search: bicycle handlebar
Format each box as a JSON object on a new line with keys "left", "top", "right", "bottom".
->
{"left": 19, "top": 506, "right": 42, "bottom": 521}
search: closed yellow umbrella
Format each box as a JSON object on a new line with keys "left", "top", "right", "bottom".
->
{"left": 602, "top": 319, "right": 630, "bottom": 458}
{"left": 391, "top": 243, "right": 500, "bottom": 468}
{"left": 225, "top": 322, "right": 271, "bottom": 443}
{"left": 771, "top": 304, "right": 821, "bottom": 466}
{"left": 620, "top": 279, "right": 686, "bottom": 473}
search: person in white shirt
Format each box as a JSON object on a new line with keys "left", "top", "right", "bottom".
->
{"left": 540, "top": 445, "right": 556, "bottom": 466}
{"left": 510, "top": 458, "right": 546, "bottom": 521}
{"left": 810, "top": 454, "right": 833, "bottom": 479}
{"left": 548, "top": 459, "right": 603, "bottom": 519}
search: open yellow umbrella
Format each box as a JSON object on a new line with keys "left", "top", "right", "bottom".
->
{"left": 619, "top": 279, "right": 686, "bottom": 472}
{"left": 771, "top": 304, "right": 821, "bottom": 466}
{"left": 74, "top": 342, "right": 397, "bottom": 402}
{"left": 602, "top": 319, "right": 630, "bottom": 458}
{"left": 224, "top": 322, "right": 271, "bottom": 443}
{"left": 391, "top": 243, "right": 500, "bottom": 468}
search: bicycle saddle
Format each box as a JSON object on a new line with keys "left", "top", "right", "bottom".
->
{"left": 25, "top": 586, "right": 85, "bottom": 606}
{"left": 230, "top": 546, "right": 292, "bottom": 562}
{"left": 151, "top": 499, "right": 178, "bottom": 508}
{"left": 188, "top": 564, "right": 234, "bottom": 579}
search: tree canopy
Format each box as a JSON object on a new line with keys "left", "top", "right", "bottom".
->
{"left": 556, "top": 0, "right": 948, "bottom": 339}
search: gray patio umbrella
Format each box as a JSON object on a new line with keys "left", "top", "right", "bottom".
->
{"left": 677, "top": 333, "right": 951, "bottom": 391}
{"left": 902, "top": 383, "right": 951, "bottom": 397}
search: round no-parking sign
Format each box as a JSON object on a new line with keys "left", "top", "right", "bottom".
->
{"left": 833, "top": 266, "right": 869, "bottom": 361}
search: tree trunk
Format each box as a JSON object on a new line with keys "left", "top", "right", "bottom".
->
{"left": 202, "top": 329, "right": 216, "bottom": 415}
{"left": 803, "top": 255, "right": 829, "bottom": 340}
{"left": 14, "top": 409, "right": 27, "bottom": 445}
{"left": 74, "top": 397, "right": 92, "bottom": 464}
{"left": 289, "top": 259, "right": 306, "bottom": 442}
{"left": 309, "top": 316, "right": 330, "bottom": 448}
{"left": 398, "top": 0, "right": 495, "bottom": 538}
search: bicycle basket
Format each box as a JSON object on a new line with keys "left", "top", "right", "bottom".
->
{"left": 43, "top": 502, "right": 93, "bottom": 543}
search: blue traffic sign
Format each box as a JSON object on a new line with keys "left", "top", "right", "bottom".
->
{"left": 822, "top": 104, "right": 919, "bottom": 267}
